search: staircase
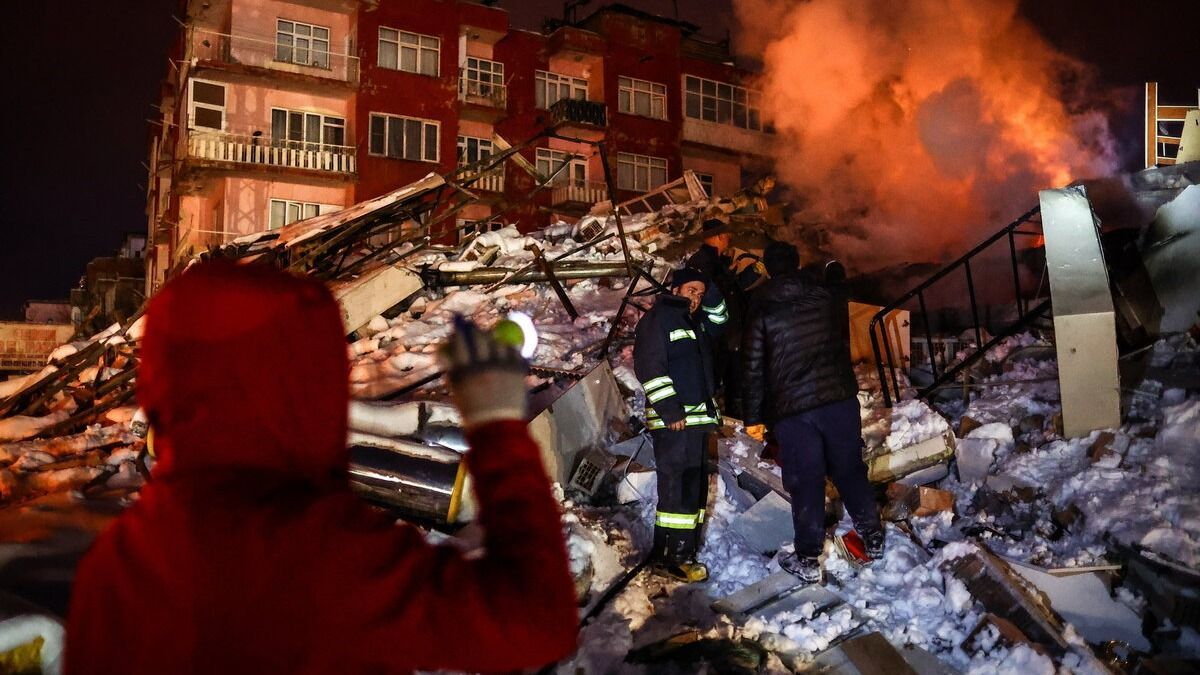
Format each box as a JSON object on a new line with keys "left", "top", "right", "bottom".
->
{"left": 869, "top": 206, "right": 1052, "bottom": 407}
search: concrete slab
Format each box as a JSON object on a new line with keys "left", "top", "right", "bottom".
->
{"left": 1007, "top": 560, "right": 1150, "bottom": 651}
{"left": 731, "top": 491, "right": 794, "bottom": 554}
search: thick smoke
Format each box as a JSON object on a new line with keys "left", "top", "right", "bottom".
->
{"left": 735, "top": 0, "right": 1118, "bottom": 268}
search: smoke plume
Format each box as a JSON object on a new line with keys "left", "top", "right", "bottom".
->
{"left": 735, "top": 0, "right": 1118, "bottom": 268}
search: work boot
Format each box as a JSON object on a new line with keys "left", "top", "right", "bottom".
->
{"left": 864, "top": 529, "right": 886, "bottom": 561}
{"left": 652, "top": 559, "right": 709, "bottom": 583}
{"left": 778, "top": 552, "right": 822, "bottom": 584}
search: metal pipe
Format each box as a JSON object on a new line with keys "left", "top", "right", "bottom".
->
{"left": 433, "top": 261, "right": 632, "bottom": 286}
{"left": 964, "top": 259, "right": 983, "bottom": 349}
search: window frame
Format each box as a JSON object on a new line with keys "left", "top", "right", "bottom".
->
{"left": 270, "top": 108, "right": 346, "bottom": 150}
{"left": 616, "top": 152, "right": 668, "bottom": 192}
{"left": 377, "top": 27, "right": 440, "bottom": 77}
{"left": 457, "top": 135, "right": 495, "bottom": 167}
{"left": 618, "top": 76, "right": 668, "bottom": 120}
{"left": 534, "top": 70, "right": 588, "bottom": 110}
{"left": 368, "top": 112, "right": 440, "bottom": 163}
{"left": 275, "top": 18, "right": 331, "bottom": 69}
{"left": 694, "top": 172, "right": 715, "bottom": 197}
{"left": 536, "top": 148, "right": 587, "bottom": 186}
{"left": 683, "top": 75, "right": 763, "bottom": 131}
{"left": 189, "top": 79, "right": 227, "bottom": 131}
{"left": 268, "top": 199, "right": 339, "bottom": 230}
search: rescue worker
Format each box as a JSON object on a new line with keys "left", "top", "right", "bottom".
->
{"left": 688, "top": 218, "right": 766, "bottom": 419}
{"left": 742, "top": 242, "right": 884, "bottom": 583}
{"left": 634, "top": 267, "right": 727, "bottom": 582}
{"left": 65, "top": 262, "right": 577, "bottom": 674}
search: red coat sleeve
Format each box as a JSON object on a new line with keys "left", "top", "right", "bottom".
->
{"left": 331, "top": 420, "right": 578, "bottom": 672}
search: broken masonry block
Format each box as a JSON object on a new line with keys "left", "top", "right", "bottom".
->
{"left": 962, "top": 613, "right": 1033, "bottom": 656}
{"left": 959, "top": 416, "right": 983, "bottom": 437}
{"left": 884, "top": 483, "right": 955, "bottom": 520}
{"left": 808, "top": 631, "right": 920, "bottom": 675}
{"left": 865, "top": 431, "right": 956, "bottom": 484}
{"left": 731, "top": 491, "right": 794, "bottom": 555}
{"left": 943, "top": 546, "right": 1071, "bottom": 656}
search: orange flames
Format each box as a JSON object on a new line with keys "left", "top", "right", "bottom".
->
{"left": 735, "top": 0, "right": 1117, "bottom": 268}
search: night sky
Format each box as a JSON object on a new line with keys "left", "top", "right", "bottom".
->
{"left": 1, "top": 0, "right": 1194, "bottom": 319}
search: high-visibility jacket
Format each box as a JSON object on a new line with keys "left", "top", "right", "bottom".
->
{"left": 633, "top": 286, "right": 727, "bottom": 430}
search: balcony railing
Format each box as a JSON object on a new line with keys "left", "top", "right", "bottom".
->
{"left": 187, "top": 130, "right": 356, "bottom": 174}
{"left": 458, "top": 77, "right": 507, "bottom": 108}
{"left": 551, "top": 179, "right": 607, "bottom": 206}
{"left": 191, "top": 27, "right": 359, "bottom": 84}
{"left": 461, "top": 169, "right": 504, "bottom": 193}
{"left": 550, "top": 98, "right": 607, "bottom": 127}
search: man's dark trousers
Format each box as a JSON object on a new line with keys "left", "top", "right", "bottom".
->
{"left": 776, "top": 397, "right": 881, "bottom": 558}
{"left": 651, "top": 428, "right": 709, "bottom": 562}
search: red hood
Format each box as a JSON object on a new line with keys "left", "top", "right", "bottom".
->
{"left": 137, "top": 261, "right": 349, "bottom": 483}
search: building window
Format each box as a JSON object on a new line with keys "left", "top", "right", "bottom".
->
{"left": 618, "top": 76, "right": 667, "bottom": 120}
{"left": 368, "top": 113, "right": 439, "bottom": 162}
{"left": 457, "top": 136, "right": 494, "bottom": 166}
{"left": 270, "top": 109, "right": 345, "bottom": 149}
{"left": 695, "top": 172, "right": 715, "bottom": 197}
{"left": 461, "top": 57, "right": 504, "bottom": 96}
{"left": 536, "top": 148, "right": 586, "bottom": 186}
{"left": 616, "top": 152, "right": 667, "bottom": 192}
{"left": 189, "top": 80, "right": 226, "bottom": 130}
{"left": 276, "top": 19, "right": 330, "bottom": 69}
{"left": 269, "top": 200, "right": 338, "bottom": 229}
{"left": 684, "top": 75, "right": 762, "bottom": 131}
{"left": 535, "top": 71, "right": 587, "bottom": 110}
{"left": 378, "top": 28, "right": 439, "bottom": 76}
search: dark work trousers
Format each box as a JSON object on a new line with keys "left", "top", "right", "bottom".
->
{"left": 720, "top": 347, "right": 744, "bottom": 420}
{"left": 776, "top": 397, "right": 881, "bottom": 558}
{"left": 650, "top": 428, "right": 710, "bottom": 563}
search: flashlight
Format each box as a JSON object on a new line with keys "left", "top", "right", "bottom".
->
{"left": 493, "top": 312, "right": 538, "bottom": 359}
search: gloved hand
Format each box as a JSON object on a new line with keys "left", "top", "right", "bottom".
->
{"left": 745, "top": 424, "right": 766, "bottom": 442}
{"left": 439, "top": 315, "right": 530, "bottom": 430}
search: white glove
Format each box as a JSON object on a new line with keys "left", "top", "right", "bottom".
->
{"left": 439, "top": 315, "right": 529, "bottom": 430}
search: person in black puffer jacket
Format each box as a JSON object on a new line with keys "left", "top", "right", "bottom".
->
{"left": 742, "top": 242, "right": 883, "bottom": 583}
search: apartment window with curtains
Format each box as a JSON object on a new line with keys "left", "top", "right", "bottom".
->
{"left": 457, "top": 136, "right": 494, "bottom": 166}
{"left": 535, "top": 71, "right": 587, "bottom": 110}
{"left": 276, "top": 19, "right": 331, "bottom": 69}
{"left": 618, "top": 76, "right": 667, "bottom": 120}
{"left": 616, "top": 152, "right": 667, "bottom": 192}
{"left": 683, "top": 75, "right": 763, "bottom": 131}
{"left": 368, "top": 113, "right": 439, "bottom": 162}
{"left": 377, "top": 28, "right": 440, "bottom": 76}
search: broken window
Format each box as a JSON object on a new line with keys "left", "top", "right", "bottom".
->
{"left": 378, "top": 27, "right": 439, "bottom": 77}
{"left": 684, "top": 75, "right": 763, "bottom": 132}
{"left": 368, "top": 113, "right": 439, "bottom": 162}
{"left": 276, "top": 19, "right": 331, "bottom": 69}
{"left": 535, "top": 71, "right": 587, "bottom": 110}
{"left": 189, "top": 80, "right": 226, "bottom": 131}
{"left": 618, "top": 76, "right": 667, "bottom": 120}
{"left": 694, "top": 172, "right": 714, "bottom": 197}
{"left": 536, "top": 148, "right": 586, "bottom": 187}
{"left": 616, "top": 152, "right": 667, "bottom": 192}
{"left": 270, "top": 109, "right": 345, "bottom": 150}
{"left": 268, "top": 199, "right": 338, "bottom": 230}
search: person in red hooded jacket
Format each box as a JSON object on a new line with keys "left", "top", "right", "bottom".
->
{"left": 64, "top": 261, "right": 578, "bottom": 674}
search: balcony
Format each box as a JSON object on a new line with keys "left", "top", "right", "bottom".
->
{"left": 187, "top": 130, "right": 356, "bottom": 176}
{"left": 461, "top": 169, "right": 505, "bottom": 193}
{"left": 550, "top": 98, "right": 607, "bottom": 129}
{"left": 551, "top": 179, "right": 607, "bottom": 208}
{"left": 191, "top": 27, "right": 359, "bottom": 85}
{"left": 681, "top": 117, "right": 773, "bottom": 157}
{"left": 458, "top": 76, "right": 507, "bottom": 123}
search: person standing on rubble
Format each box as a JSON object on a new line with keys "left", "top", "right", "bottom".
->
{"left": 742, "top": 242, "right": 884, "bottom": 584}
{"left": 65, "top": 262, "right": 578, "bottom": 674}
{"left": 634, "top": 267, "right": 727, "bottom": 582}
{"left": 687, "top": 217, "right": 766, "bottom": 420}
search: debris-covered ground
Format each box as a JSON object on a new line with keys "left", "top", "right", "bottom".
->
{"left": 2, "top": 176, "right": 1199, "bottom": 673}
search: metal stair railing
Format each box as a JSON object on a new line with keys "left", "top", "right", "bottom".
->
{"left": 869, "top": 205, "right": 1052, "bottom": 407}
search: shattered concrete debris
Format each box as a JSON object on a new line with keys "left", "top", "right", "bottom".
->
{"left": 806, "top": 631, "right": 921, "bottom": 675}
{"left": 884, "top": 483, "right": 954, "bottom": 520}
{"left": 866, "top": 431, "right": 956, "bottom": 484}
{"left": 730, "top": 491, "right": 794, "bottom": 555}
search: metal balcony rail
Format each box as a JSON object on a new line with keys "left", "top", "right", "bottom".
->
{"left": 869, "top": 205, "right": 1049, "bottom": 408}
{"left": 460, "top": 169, "right": 505, "bottom": 193}
{"left": 191, "top": 27, "right": 359, "bottom": 83}
{"left": 188, "top": 131, "right": 356, "bottom": 174}
{"left": 457, "top": 76, "right": 507, "bottom": 108}
{"left": 551, "top": 179, "right": 607, "bottom": 205}
{"left": 550, "top": 98, "right": 607, "bottom": 127}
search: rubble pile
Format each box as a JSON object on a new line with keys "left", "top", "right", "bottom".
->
{"left": 2, "top": 164, "right": 1199, "bottom": 673}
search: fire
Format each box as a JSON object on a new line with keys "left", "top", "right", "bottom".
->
{"left": 734, "top": 0, "right": 1117, "bottom": 268}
